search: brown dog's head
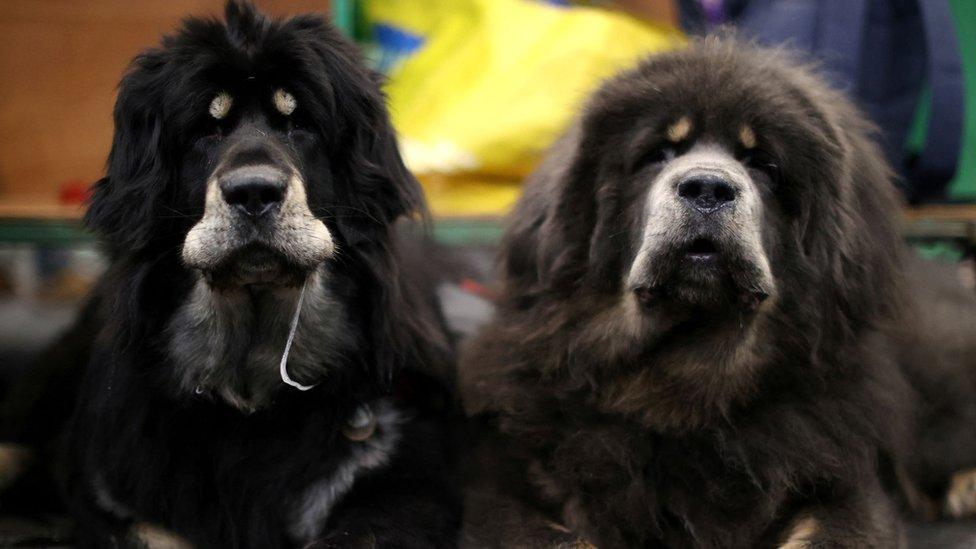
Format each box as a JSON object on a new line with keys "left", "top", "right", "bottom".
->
{"left": 504, "top": 37, "right": 902, "bottom": 330}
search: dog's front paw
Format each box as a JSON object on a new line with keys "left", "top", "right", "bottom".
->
{"left": 945, "top": 468, "right": 976, "bottom": 519}
{"left": 130, "top": 522, "right": 193, "bottom": 549}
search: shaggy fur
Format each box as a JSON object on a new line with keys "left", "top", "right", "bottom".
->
{"left": 895, "top": 256, "right": 976, "bottom": 520}
{"left": 460, "top": 38, "right": 957, "bottom": 548}
{"left": 8, "top": 3, "right": 460, "bottom": 547}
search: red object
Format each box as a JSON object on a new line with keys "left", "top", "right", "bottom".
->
{"left": 59, "top": 178, "right": 92, "bottom": 205}
{"left": 459, "top": 278, "right": 494, "bottom": 299}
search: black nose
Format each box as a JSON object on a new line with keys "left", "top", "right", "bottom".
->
{"left": 677, "top": 175, "right": 736, "bottom": 214}
{"left": 220, "top": 168, "right": 287, "bottom": 218}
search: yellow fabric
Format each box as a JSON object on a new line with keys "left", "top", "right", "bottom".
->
{"left": 370, "top": 0, "right": 684, "bottom": 216}
{"left": 366, "top": 0, "right": 449, "bottom": 38}
{"left": 418, "top": 175, "right": 522, "bottom": 218}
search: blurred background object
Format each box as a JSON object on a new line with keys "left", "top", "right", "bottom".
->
{"left": 0, "top": 1, "right": 327, "bottom": 200}
{"left": 697, "top": 0, "right": 974, "bottom": 263}
{"left": 730, "top": 0, "right": 973, "bottom": 204}
{"left": 365, "top": 0, "right": 684, "bottom": 216}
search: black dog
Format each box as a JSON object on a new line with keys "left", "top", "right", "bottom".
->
{"left": 3, "top": 2, "right": 460, "bottom": 547}
{"left": 461, "top": 38, "right": 976, "bottom": 548}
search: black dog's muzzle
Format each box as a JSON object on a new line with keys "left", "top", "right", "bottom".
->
{"left": 219, "top": 165, "right": 288, "bottom": 219}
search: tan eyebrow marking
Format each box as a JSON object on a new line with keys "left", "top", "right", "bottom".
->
{"left": 666, "top": 116, "right": 692, "bottom": 143}
{"left": 273, "top": 89, "right": 297, "bottom": 116}
{"left": 209, "top": 92, "right": 233, "bottom": 120}
{"left": 739, "top": 124, "right": 757, "bottom": 149}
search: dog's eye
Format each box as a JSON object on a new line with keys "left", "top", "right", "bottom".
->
{"left": 745, "top": 150, "right": 782, "bottom": 186}
{"left": 273, "top": 89, "right": 297, "bottom": 116}
{"left": 632, "top": 145, "right": 677, "bottom": 172}
{"left": 209, "top": 92, "right": 233, "bottom": 120}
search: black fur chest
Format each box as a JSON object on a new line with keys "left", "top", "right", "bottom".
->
{"left": 74, "top": 383, "right": 400, "bottom": 548}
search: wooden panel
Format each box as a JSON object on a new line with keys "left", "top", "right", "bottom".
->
{"left": 0, "top": 0, "right": 330, "bottom": 198}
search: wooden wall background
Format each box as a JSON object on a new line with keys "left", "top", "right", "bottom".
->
{"left": 0, "top": 0, "right": 329, "bottom": 200}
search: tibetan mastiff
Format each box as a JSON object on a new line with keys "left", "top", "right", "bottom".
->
{"left": 461, "top": 38, "right": 976, "bottom": 547}
{"left": 4, "top": 2, "right": 460, "bottom": 547}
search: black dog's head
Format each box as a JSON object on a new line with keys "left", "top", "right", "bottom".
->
{"left": 84, "top": 2, "right": 442, "bottom": 405}
{"left": 501, "top": 37, "right": 903, "bottom": 359}
{"left": 86, "top": 1, "right": 421, "bottom": 286}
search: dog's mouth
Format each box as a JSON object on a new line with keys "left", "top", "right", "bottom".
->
{"left": 675, "top": 235, "right": 730, "bottom": 281}
{"left": 203, "top": 243, "right": 308, "bottom": 289}
{"left": 683, "top": 237, "right": 720, "bottom": 263}
{"left": 629, "top": 232, "right": 773, "bottom": 313}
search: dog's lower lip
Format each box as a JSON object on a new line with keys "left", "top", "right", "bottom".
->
{"left": 684, "top": 250, "right": 721, "bottom": 265}
{"left": 684, "top": 238, "right": 720, "bottom": 262}
{"left": 200, "top": 243, "right": 314, "bottom": 288}
{"left": 239, "top": 261, "right": 277, "bottom": 272}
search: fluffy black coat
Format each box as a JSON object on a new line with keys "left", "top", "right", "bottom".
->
{"left": 26, "top": 3, "right": 460, "bottom": 547}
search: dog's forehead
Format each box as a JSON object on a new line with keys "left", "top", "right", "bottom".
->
{"left": 658, "top": 144, "right": 747, "bottom": 180}
{"left": 596, "top": 96, "right": 765, "bottom": 153}
{"left": 607, "top": 60, "right": 796, "bottom": 145}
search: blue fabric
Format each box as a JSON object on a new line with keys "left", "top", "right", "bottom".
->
{"left": 913, "top": 0, "right": 965, "bottom": 198}
{"left": 733, "top": 0, "right": 964, "bottom": 199}
{"left": 372, "top": 24, "right": 425, "bottom": 74}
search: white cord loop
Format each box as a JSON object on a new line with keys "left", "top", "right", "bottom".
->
{"left": 279, "top": 278, "right": 316, "bottom": 391}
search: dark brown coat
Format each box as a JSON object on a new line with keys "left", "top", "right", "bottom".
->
{"left": 462, "top": 38, "right": 920, "bottom": 548}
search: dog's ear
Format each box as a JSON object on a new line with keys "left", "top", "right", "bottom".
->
{"left": 296, "top": 16, "right": 424, "bottom": 230}
{"left": 295, "top": 19, "right": 431, "bottom": 387}
{"left": 788, "top": 85, "right": 904, "bottom": 330}
{"left": 341, "top": 73, "right": 425, "bottom": 228}
{"left": 347, "top": 101, "right": 431, "bottom": 388}
{"left": 84, "top": 51, "right": 170, "bottom": 255}
{"left": 351, "top": 97, "right": 425, "bottom": 224}
{"left": 499, "top": 121, "right": 606, "bottom": 303}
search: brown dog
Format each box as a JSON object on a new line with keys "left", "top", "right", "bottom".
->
{"left": 461, "top": 38, "right": 976, "bottom": 548}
